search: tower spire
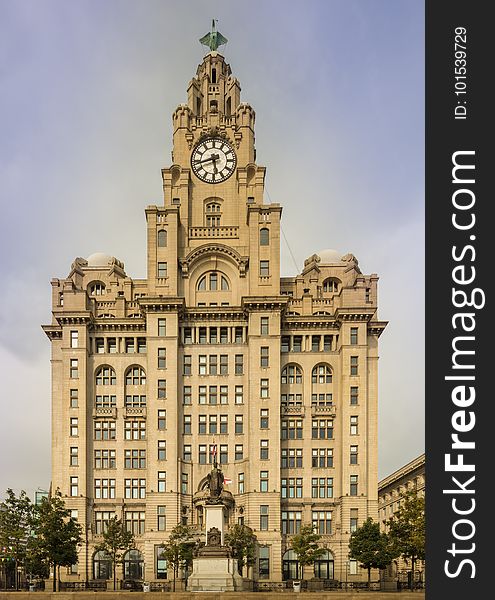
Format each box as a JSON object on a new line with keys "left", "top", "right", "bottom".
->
{"left": 199, "top": 19, "right": 228, "bottom": 52}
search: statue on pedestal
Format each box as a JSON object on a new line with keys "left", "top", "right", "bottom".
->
{"left": 206, "top": 459, "right": 224, "bottom": 503}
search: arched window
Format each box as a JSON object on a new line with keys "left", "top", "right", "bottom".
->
{"left": 88, "top": 281, "right": 106, "bottom": 296}
{"left": 312, "top": 364, "right": 333, "bottom": 407}
{"left": 322, "top": 278, "right": 340, "bottom": 293}
{"left": 93, "top": 550, "right": 112, "bottom": 580}
{"left": 226, "top": 96, "right": 232, "bottom": 116}
{"left": 96, "top": 366, "right": 116, "bottom": 386}
{"left": 211, "top": 68, "right": 217, "bottom": 84}
{"left": 282, "top": 549, "right": 299, "bottom": 581}
{"left": 123, "top": 549, "right": 144, "bottom": 581}
{"left": 260, "top": 228, "right": 270, "bottom": 246}
{"left": 196, "top": 272, "right": 229, "bottom": 291}
{"left": 125, "top": 366, "right": 146, "bottom": 386}
{"left": 314, "top": 550, "right": 334, "bottom": 579}
{"left": 157, "top": 230, "right": 167, "bottom": 247}
{"left": 281, "top": 364, "right": 303, "bottom": 408}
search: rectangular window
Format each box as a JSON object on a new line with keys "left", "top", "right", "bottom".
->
{"left": 94, "top": 449, "right": 116, "bottom": 469}
{"left": 260, "top": 347, "right": 269, "bottom": 368}
{"left": 219, "top": 444, "right": 228, "bottom": 464}
{"left": 125, "top": 338, "right": 135, "bottom": 353}
{"left": 312, "top": 448, "right": 333, "bottom": 468}
{"left": 70, "top": 418, "right": 78, "bottom": 437}
{"left": 312, "top": 419, "right": 334, "bottom": 439}
{"left": 209, "top": 354, "right": 218, "bottom": 375}
{"left": 323, "top": 335, "right": 332, "bottom": 351}
{"left": 209, "top": 385, "right": 218, "bottom": 405}
{"left": 95, "top": 511, "right": 115, "bottom": 534}
{"left": 350, "top": 386, "right": 359, "bottom": 405}
{"left": 183, "top": 327, "right": 192, "bottom": 344}
{"left": 349, "top": 559, "right": 358, "bottom": 575}
{"left": 260, "top": 471, "right": 269, "bottom": 492}
{"left": 198, "top": 415, "right": 207, "bottom": 434}
{"left": 199, "top": 355, "right": 207, "bottom": 375}
{"left": 158, "top": 440, "right": 166, "bottom": 461}
{"left": 238, "top": 472, "right": 244, "bottom": 494}
{"left": 350, "top": 327, "right": 358, "bottom": 345}
{"left": 312, "top": 511, "right": 332, "bottom": 535}
{"left": 259, "top": 260, "right": 270, "bottom": 277}
{"left": 124, "top": 420, "right": 146, "bottom": 440}
{"left": 350, "top": 445, "right": 358, "bottom": 464}
{"left": 220, "top": 414, "right": 228, "bottom": 434}
{"left": 311, "top": 477, "right": 333, "bottom": 499}
{"left": 350, "top": 475, "right": 358, "bottom": 496}
{"left": 70, "top": 389, "right": 78, "bottom": 408}
{"left": 209, "top": 414, "right": 218, "bottom": 434}
{"left": 235, "top": 444, "right": 244, "bottom": 461}
{"left": 158, "top": 410, "right": 166, "bottom": 430}
{"left": 259, "top": 546, "right": 270, "bottom": 579}
{"left": 137, "top": 338, "right": 146, "bottom": 353}
{"left": 157, "top": 506, "right": 166, "bottom": 531}
{"left": 209, "top": 444, "right": 217, "bottom": 464}
{"left": 158, "top": 379, "right": 166, "bottom": 399}
{"left": 125, "top": 511, "right": 145, "bottom": 535}
{"left": 124, "top": 449, "right": 146, "bottom": 469}
{"left": 125, "top": 394, "right": 146, "bottom": 407}
{"left": 311, "top": 335, "right": 321, "bottom": 352}
{"left": 260, "top": 505, "right": 269, "bottom": 531}
{"left": 70, "top": 447, "right": 78, "bottom": 467}
{"left": 281, "top": 419, "right": 303, "bottom": 440}
{"left": 281, "top": 336, "right": 290, "bottom": 352}
{"left": 260, "top": 379, "right": 269, "bottom": 398}
{"left": 157, "top": 262, "right": 167, "bottom": 278}
{"left": 70, "top": 359, "right": 78, "bottom": 379}
{"left": 158, "top": 318, "right": 166, "bottom": 337}
{"left": 260, "top": 408, "right": 269, "bottom": 429}
{"left": 209, "top": 328, "right": 218, "bottom": 344}
{"left": 183, "top": 445, "right": 192, "bottom": 462}
{"left": 199, "top": 385, "right": 207, "bottom": 405}
{"left": 183, "top": 415, "right": 191, "bottom": 435}
{"left": 198, "top": 327, "right": 207, "bottom": 343}
{"left": 70, "top": 476, "right": 78, "bottom": 496}
{"left": 260, "top": 317, "right": 269, "bottom": 335}
{"left": 183, "top": 386, "right": 192, "bottom": 405}
{"left": 293, "top": 336, "right": 302, "bottom": 352}
{"left": 350, "top": 415, "right": 358, "bottom": 435}
{"left": 350, "top": 355, "right": 358, "bottom": 375}
{"left": 235, "top": 385, "right": 243, "bottom": 404}
{"left": 350, "top": 508, "right": 358, "bottom": 533}
{"left": 220, "top": 328, "right": 228, "bottom": 343}
{"left": 219, "top": 354, "right": 228, "bottom": 374}
{"left": 260, "top": 439, "right": 269, "bottom": 460}
{"left": 95, "top": 478, "right": 116, "bottom": 499}
{"left": 108, "top": 338, "right": 117, "bottom": 353}
{"left": 235, "top": 354, "right": 243, "bottom": 375}
{"left": 281, "top": 477, "right": 303, "bottom": 499}
{"left": 158, "top": 348, "right": 166, "bottom": 369}
{"left": 158, "top": 471, "right": 167, "bottom": 493}
{"left": 281, "top": 511, "right": 302, "bottom": 535}
{"left": 220, "top": 385, "right": 228, "bottom": 405}
{"left": 198, "top": 445, "right": 207, "bottom": 464}
{"left": 94, "top": 420, "right": 116, "bottom": 440}
{"left": 281, "top": 448, "right": 303, "bottom": 468}
{"left": 235, "top": 415, "right": 244, "bottom": 434}
{"left": 234, "top": 327, "right": 243, "bottom": 343}
{"left": 181, "top": 473, "right": 188, "bottom": 494}
{"left": 70, "top": 331, "right": 78, "bottom": 348}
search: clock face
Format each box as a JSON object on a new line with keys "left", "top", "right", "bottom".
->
{"left": 191, "top": 137, "right": 236, "bottom": 183}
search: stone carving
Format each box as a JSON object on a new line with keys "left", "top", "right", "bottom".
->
{"left": 207, "top": 527, "right": 221, "bottom": 547}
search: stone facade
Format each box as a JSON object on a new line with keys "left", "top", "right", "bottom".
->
{"left": 43, "top": 47, "right": 387, "bottom": 586}
{"left": 378, "top": 453, "right": 425, "bottom": 587}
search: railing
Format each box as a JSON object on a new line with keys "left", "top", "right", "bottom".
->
{"left": 189, "top": 226, "right": 239, "bottom": 239}
{"left": 311, "top": 404, "right": 337, "bottom": 416}
{"left": 281, "top": 405, "right": 306, "bottom": 416}
{"left": 93, "top": 407, "right": 117, "bottom": 419}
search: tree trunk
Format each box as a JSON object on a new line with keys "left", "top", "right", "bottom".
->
{"left": 113, "top": 559, "right": 117, "bottom": 591}
{"left": 52, "top": 563, "right": 56, "bottom": 592}
{"left": 410, "top": 556, "right": 416, "bottom": 590}
{"left": 368, "top": 566, "right": 371, "bottom": 589}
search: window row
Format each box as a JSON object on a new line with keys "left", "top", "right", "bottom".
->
{"left": 181, "top": 326, "right": 246, "bottom": 345}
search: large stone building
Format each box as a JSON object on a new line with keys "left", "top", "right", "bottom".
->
{"left": 43, "top": 35, "right": 387, "bottom": 587}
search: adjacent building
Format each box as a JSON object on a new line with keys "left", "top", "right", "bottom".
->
{"left": 43, "top": 37, "right": 387, "bottom": 587}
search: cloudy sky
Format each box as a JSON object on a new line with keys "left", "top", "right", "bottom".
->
{"left": 0, "top": 0, "right": 424, "bottom": 499}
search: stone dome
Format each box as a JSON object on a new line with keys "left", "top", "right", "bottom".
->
{"left": 316, "top": 249, "right": 343, "bottom": 264}
{"left": 86, "top": 252, "right": 114, "bottom": 267}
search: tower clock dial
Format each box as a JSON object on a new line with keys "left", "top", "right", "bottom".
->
{"left": 191, "top": 137, "right": 236, "bottom": 183}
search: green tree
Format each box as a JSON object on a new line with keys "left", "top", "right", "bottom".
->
{"left": 290, "top": 524, "right": 325, "bottom": 582}
{"left": 30, "top": 490, "right": 82, "bottom": 591}
{"left": 0, "top": 489, "right": 34, "bottom": 589}
{"left": 224, "top": 524, "right": 257, "bottom": 576}
{"left": 388, "top": 491, "right": 425, "bottom": 590}
{"left": 348, "top": 517, "right": 396, "bottom": 588}
{"left": 94, "top": 517, "right": 134, "bottom": 591}
{"left": 160, "top": 524, "right": 199, "bottom": 591}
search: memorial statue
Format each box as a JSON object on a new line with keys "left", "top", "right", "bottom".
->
{"left": 207, "top": 464, "right": 224, "bottom": 502}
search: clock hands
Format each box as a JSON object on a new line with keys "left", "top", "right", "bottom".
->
{"left": 196, "top": 153, "right": 220, "bottom": 165}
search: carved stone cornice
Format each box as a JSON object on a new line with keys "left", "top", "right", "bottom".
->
{"left": 242, "top": 296, "right": 288, "bottom": 312}
{"left": 367, "top": 321, "right": 388, "bottom": 337}
{"left": 281, "top": 317, "right": 339, "bottom": 331}
{"left": 90, "top": 321, "right": 146, "bottom": 332}
{"left": 179, "top": 244, "right": 249, "bottom": 278}
{"left": 183, "top": 307, "right": 246, "bottom": 322}
{"left": 334, "top": 308, "right": 376, "bottom": 323}
{"left": 41, "top": 325, "right": 62, "bottom": 340}
{"left": 53, "top": 312, "right": 93, "bottom": 326}
{"left": 138, "top": 297, "right": 185, "bottom": 314}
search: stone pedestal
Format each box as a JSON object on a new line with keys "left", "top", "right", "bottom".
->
{"left": 205, "top": 503, "right": 225, "bottom": 545}
{"left": 187, "top": 551, "right": 243, "bottom": 591}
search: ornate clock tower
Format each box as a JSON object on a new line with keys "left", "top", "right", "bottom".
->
{"left": 44, "top": 24, "right": 385, "bottom": 588}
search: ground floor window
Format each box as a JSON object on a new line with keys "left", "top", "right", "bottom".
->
{"left": 314, "top": 550, "right": 334, "bottom": 579}
{"left": 123, "top": 549, "right": 144, "bottom": 580}
{"left": 282, "top": 549, "right": 299, "bottom": 580}
{"left": 155, "top": 545, "right": 167, "bottom": 579}
{"left": 259, "top": 546, "right": 270, "bottom": 579}
{"left": 93, "top": 550, "right": 112, "bottom": 580}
